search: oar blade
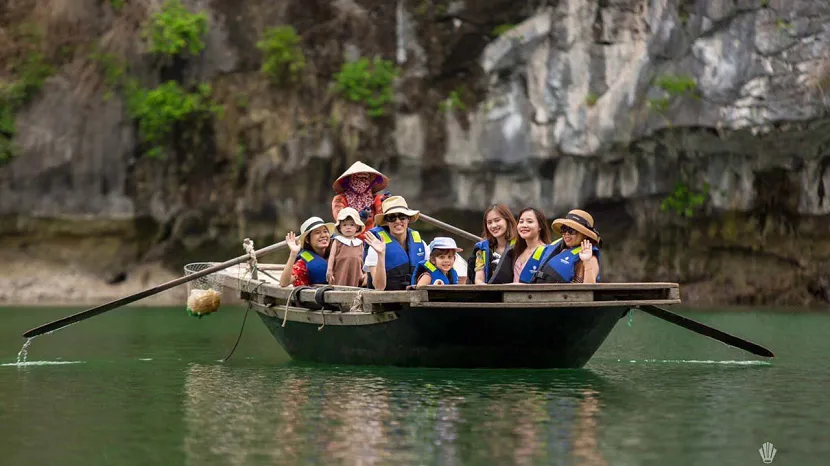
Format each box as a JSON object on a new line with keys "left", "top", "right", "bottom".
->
{"left": 638, "top": 305, "right": 774, "bottom": 358}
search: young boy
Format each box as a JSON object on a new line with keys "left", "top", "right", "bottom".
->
{"left": 411, "top": 237, "right": 464, "bottom": 286}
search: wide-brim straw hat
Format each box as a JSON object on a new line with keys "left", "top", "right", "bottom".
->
{"left": 374, "top": 195, "right": 420, "bottom": 226}
{"left": 298, "top": 216, "right": 335, "bottom": 245}
{"left": 332, "top": 161, "right": 390, "bottom": 194}
{"left": 335, "top": 207, "right": 365, "bottom": 232}
{"left": 551, "top": 209, "right": 600, "bottom": 243}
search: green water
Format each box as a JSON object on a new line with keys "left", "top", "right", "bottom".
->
{"left": 1, "top": 306, "right": 828, "bottom": 466}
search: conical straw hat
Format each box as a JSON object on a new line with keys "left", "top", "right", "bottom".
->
{"left": 332, "top": 161, "right": 389, "bottom": 194}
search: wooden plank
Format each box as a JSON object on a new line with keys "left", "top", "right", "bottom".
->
{"left": 410, "top": 299, "right": 681, "bottom": 309}
{"left": 503, "top": 290, "right": 594, "bottom": 303}
{"left": 669, "top": 287, "right": 680, "bottom": 300}
{"left": 248, "top": 301, "right": 399, "bottom": 326}
{"left": 417, "top": 283, "right": 679, "bottom": 292}
{"left": 256, "top": 264, "right": 286, "bottom": 270}
{"left": 215, "top": 268, "right": 421, "bottom": 307}
{"left": 216, "top": 267, "right": 682, "bottom": 308}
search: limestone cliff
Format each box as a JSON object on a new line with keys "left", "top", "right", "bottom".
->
{"left": 1, "top": 0, "right": 829, "bottom": 306}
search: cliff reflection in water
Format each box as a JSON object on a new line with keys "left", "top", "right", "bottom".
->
{"left": 182, "top": 364, "right": 609, "bottom": 465}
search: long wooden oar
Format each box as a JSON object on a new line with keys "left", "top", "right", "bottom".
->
{"left": 637, "top": 305, "right": 774, "bottom": 357}
{"left": 419, "top": 214, "right": 481, "bottom": 242}
{"left": 417, "top": 214, "right": 774, "bottom": 358}
{"left": 22, "top": 240, "right": 288, "bottom": 339}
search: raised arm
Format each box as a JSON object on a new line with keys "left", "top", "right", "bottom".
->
{"left": 279, "top": 232, "right": 302, "bottom": 287}
{"left": 578, "top": 239, "right": 599, "bottom": 284}
{"left": 364, "top": 232, "right": 387, "bottom": 290}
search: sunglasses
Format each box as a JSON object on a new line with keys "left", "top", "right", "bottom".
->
{"left": 560, "top": 226, "right": 577, "bottom": 234}
{"left": 385, "top": 213, "right": 410, "bottom": 223}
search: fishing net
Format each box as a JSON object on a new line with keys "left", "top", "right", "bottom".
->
{"left": 184, "top": 263, "right": 222, "bottom": 318}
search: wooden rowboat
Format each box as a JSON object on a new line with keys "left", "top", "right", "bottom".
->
{"left": 213, "top": 264, "right": 681, "bottom": 369}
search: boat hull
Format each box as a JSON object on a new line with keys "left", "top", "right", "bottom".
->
{"left": 255, "top": 304, "right": 629, "bottom": 368}
{"left": 211, "top": 265, "right": 680, "bottom": 369}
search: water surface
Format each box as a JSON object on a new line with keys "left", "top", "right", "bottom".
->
{"left": 2, "top": 306, "right": 828, "bottom": 465}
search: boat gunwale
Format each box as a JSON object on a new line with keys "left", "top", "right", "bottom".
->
{"left": 214, "top": 266, "right": 681, "bottom": 308}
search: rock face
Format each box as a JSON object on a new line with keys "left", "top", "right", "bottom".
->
{"left": 1, "top": 0, "right": 830, "bottom": 306}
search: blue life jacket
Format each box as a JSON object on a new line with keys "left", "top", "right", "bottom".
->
{"left": 517, "top": 245, "right": 548, "bottom": 283}
{"left": 533, "top": 242, "right": 601, "bottom": 283}
{"left": 474, "top": 238, "right": 516, "bottom": 283}
{"left": 298, "top": 249, "right": 328, "bottom": 284}
{"left": 366, "top": 226, "right": 425, "bottom": 290}
{"left": 411, "top": 260, "right": 458, "bottom": 286}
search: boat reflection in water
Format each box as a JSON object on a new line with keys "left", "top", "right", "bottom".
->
{"left": 182, "top": 364, "right": 610, "bottom": 465}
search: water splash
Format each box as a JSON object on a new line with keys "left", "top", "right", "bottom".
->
{"left": 619, "top": 359, "right": 771, "bottom": 366}
{"left": 2, "top": 360, "right": 83, "bottom": 367}
{"left": 17, "top": 338, "right": 32, "bottom": 365}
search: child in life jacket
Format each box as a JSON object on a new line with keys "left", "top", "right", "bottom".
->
{"left": 411, "top": 237, "right": 464, "bottom": 287}
{"left": 326, "top": 207, "right": 366, "bottom": 287}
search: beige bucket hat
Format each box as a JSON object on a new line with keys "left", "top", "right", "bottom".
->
{"left": 298, "top": 216, "right": 336, "bottom": 245}
{"left": 332, "top": 161, "right": 390, "bottom": 194}
{"left": 374, "top": 196, "right": 420, "bottom": 226}
{"left": 335, "top": 207, "right": 365, "bottom": 232}
{"left": 550, "top": 209, "right": 600, "bottom": 243}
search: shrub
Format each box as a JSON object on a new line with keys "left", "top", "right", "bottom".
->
{"left": 1, "top": 37, "right": 54, "bottom": 163}
{"left": 655, "top": 74, "right": 697, "bottom": 97}
{"left": 145, "top": 0, "right": 209, "bottom": 58}
{"left": 648, "top": 74, "right": 697, "bottom": 115}
{"left": 127, "top": 81, "right": 222, "bottom": 157}
{"left": 661, "top": 182, "right": 710, "bottom": 218}
{"left": 334, "top": 57, "right": 398, "bottom": 118}
{"left": 0, "top": 102, "right": 17, "bottom": 163}
{"left": 256, "top": 25, "right": 306, "bottom": 84}
{"left": 648, "top": 97, "right": 670, "bottom": 114}
{"left": 439, "top": 89, "right": 466, "bottom": 113}
{"left": 492, "top": 24, "right": 516, "bottom": 37}
{"left": 585, "top": 92, "right": 599, "bottom": 107}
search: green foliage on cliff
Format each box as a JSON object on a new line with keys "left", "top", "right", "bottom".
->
{"left": 439, "top": 89, "right": 466, "bottom": 113}
{"left": 585, "top": 92, "right": 599, "bottom": 107}
{"left": 0, "top": 27, "right": 54, "bottom": 163}
{"left": 647, "top": 97, "right": 670, "bottom": 113}
{"left": 127, "top": 81, "right": 222, "bottom": 157}
{"left": 648, "top": 74, "right": 697, "bottom": 115}
{"left": 661, "top": 182, "right": 709, "bottom": 218}
{"left": 109, "top": 0, "right": 125, "bottom": 12}
{"left": 492, "top": 24, "right": 516, "bottom": 37}
{"left": 334, "top": 57, "right": 398, "bottom": 118}
{"left": 655, "top": 74, "right": 697, "bottom": 97}
{"left": 256, "top": 26, "right": 306, "bottom": 84}
{"left": 145, "top": 0, "right": 209, "bottom": 58}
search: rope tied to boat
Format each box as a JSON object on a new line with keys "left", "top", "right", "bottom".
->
{"left": 349, "top": 289, "right": 366, "bottom": 313}
{"left": 221, "top": 257, "right": 266, "bottom": 362}
{"left": 242, "top": 238, "right": 258, "bottom": 273}
{"left": 282, "top": 286, "right": 302, "bottom": 328}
